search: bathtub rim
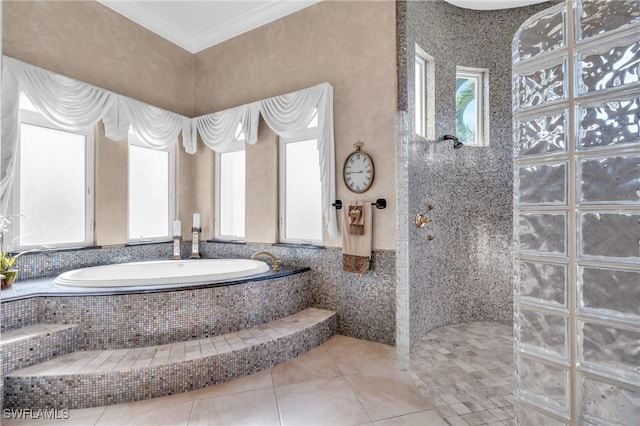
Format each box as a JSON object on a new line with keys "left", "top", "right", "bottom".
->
{"left": 53, "top": 259, "right": 271, "bottom": 288}
{"left": 0, "top": 266, "right": 310, "bottom": 303}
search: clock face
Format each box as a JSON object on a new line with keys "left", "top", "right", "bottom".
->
{"left": 344, "top": 151, "right": 374, "bottom": 193}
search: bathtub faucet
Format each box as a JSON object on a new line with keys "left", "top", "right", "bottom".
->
{"left": 250, "top": 251, "right": 281, "bottom": 272}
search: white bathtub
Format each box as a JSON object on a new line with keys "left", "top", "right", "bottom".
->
{"left": 54, "top": 259, "right": 271, "bottom": 288}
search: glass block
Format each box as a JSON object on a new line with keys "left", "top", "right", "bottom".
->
{"left": 518, "top": 213, "right": 567, "bottom": 256}
{"left": 579, "top": 211, "right": 640, "bottom": 262}
{"left": 515, "top": 110, "right": 567, "bottom": 156}
{"left": 577, "top": 37, "right": 640, "bottom": 95}
{"left": 517, "top": 162, "right": 567, "bottom": 205}
{"left": 578, "top": 266, "right": 640, "bottom": 322}
{"left": 513, "top": 3, "right": 565, "bottom": 63}
{"left": 576, "top": 0, "right": 640, "bottom": 41}
{"left": 515, "top": 60, "right": 565, "bottom": 110}
{"left": 518, "top": 261, "right": 566, "bottom": 307}
{"left": 515, "top": 404, "right": 567, "bottom": 426}
{"left": 578, "top": 154, "right": 640, "bottom": 205}
{"left": 516, "top": 309, "right": 568, "bottom": 360}
{"left": 516, "top": 354, "right": 568, "bottom": 413}
{"left": 579, "top": 321, "right": 640, "bottom": 384}
{"left": 577, "top": 96, "right": 639, "bottom": 150}
{"left": 579, "top": 376, "right": 640, "bottom": 425}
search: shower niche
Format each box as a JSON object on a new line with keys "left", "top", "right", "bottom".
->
{"left": 512, "top": 0, "right": 639, "bottom": 424}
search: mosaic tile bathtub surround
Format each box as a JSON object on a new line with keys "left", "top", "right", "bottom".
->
{"left": 200, "top": 243, "right": 396, "bottom": 345}
{"left": 9, "top": 242, "right": 396, "bottom": 345}
{"left": 4, "top": 308, "right": 336, "bottom": 410}
{"left": 2, "top": 271, "right": 313, "bottom": 350}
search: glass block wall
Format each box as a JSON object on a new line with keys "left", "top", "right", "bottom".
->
{"left": 512, "top": 1, "right": 639, "bottom": 424}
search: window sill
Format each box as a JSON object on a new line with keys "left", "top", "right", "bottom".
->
{"left": 125, "top": 240, "right": 172, "bottom": 247}
{"left": 273, "top": 242, "right": 325, "bottom": 250}
{"left": 207, "top": 240, "right": 246, "bottom": 245}
{"left": 11, "top": 245, "right": 103, "bottom": 256}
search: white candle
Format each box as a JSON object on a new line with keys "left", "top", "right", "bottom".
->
{"left": 173, "top": 220, "right": 181, "bottom": 237}
{"left": 193, "top": 213, "right": 200, "bottom": 229}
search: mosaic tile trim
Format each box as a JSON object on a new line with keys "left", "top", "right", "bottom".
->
{"left": 2, "top": 272, "right": 313, "bottom": 350}
{"left": 4, "top": 308, "right": 336, "bottom": 410}
{"left": 1, "top": 324, "right": 79, "bottom": 376}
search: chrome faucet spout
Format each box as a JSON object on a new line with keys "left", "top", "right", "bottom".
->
{"left": 250, "top": 251, "right": 281, "bottom": 272}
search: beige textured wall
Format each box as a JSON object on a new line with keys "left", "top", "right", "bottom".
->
{"left": 3, "top": 0, "right": 196, "bottom": 245}
{"left": 3, "top": 0, "right": 194, "bottom": 116}
{"left": 194, "top": 1, "right": 397, "bottom": 250}
{"left": 94, "top": 123, "right": 127, "bottom": 246}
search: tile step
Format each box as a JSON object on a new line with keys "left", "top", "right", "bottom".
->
{"left": 4, "top": 307, "right": 337, "bottom": 409}
{"left": 1, "top": 323, "right": 79, "bottom": 376}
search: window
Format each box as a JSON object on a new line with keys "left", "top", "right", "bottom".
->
{"left": 415, "top": 55, "right": 426, "bottom": 137}
{"left": 279, "top": 114, "right": 322, "bottom": 244}
{"left": 215, "top": 148, "right": 245, "bottom": 240}
{"left": 12, "top": 93, "right": 94, "bottom": 250}
{"left": 455, "top": 67, "right": 489, "bottom": 146}
{"left": 128, "top": 132, "right": 174, "bottom": 241}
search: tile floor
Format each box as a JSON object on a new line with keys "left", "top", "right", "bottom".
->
{"left": 2, "top": 322, "right": 513, "bottom": 426}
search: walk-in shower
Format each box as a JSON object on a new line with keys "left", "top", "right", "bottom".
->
{"left": 512, "top": 0, "right": 639, "bottom": 424}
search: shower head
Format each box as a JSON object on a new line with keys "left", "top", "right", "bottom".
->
{"left": 443, "top": 135, "right": 464, "bottom": 149}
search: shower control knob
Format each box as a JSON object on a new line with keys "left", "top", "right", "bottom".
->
{"left": 427, "top": 235, "right": 435, "bottom": 241}
{"left": 415, "top": 213, "right": 432, "bottom": 228}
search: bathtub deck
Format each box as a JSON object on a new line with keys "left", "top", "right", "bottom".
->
{"left": 4, "top": 308, "right": 337, "bottom": 409}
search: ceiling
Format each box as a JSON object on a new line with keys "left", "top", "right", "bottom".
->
{"left": 98, "top": 0, "right": 318, "bottom": 53}
{"left": 99, "top": 0, "right": 550, "bottom": 54}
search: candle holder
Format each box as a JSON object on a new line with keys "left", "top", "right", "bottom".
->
{"left": 172, "top": 236, "right": 182, "bottom": 260}
{"left": 190, "top": 227, "right": 202, "bottom": 259}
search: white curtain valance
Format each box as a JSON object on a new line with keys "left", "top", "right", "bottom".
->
{"left": 1, "top": 56, "right": 193, "bottom": 215}
{"left": 258, "top": 83, "right": 338, "bottom": 239}
{"left": 0, "top": 56, "right": 338, "bottom": 238}
{"left": 190, "top": 103, "right": 259, "bottom": 153}
{"left": 192, "top": 83, "right": 338, "bottom": 239}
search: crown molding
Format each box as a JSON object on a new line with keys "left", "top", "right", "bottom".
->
{"left": 98, "top": 1, "right": 318, "bottom": 54}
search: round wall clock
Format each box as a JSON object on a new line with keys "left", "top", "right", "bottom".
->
{"left": 343, "top": 142, "right": 375, "bottom": 193}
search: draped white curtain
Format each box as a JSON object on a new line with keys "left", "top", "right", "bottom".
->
{"left": 0, "top": 56, "right": 338, "bottom": 238}
{"left": 190, "top": 83, "right": 338, "bottom": 239}
{"left": 0, "top": 56, "right": 192, "bottom": 215}
{"left": 190, "top": 103, "right": 259, "bottom": 153}
{"left": 258, "top": 83, "right": 338, "bottom": 239}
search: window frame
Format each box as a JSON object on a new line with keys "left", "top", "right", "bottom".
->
{"left": 455, "top": 66, "right": 490, "bottom": 147}
{"left": 10, "top": 106, "right": 95, "bottom": 251}
{"left": 214, "top": 146, "right": 246, "bottom": 242}
{"left": 278, "top": 126, "right": 323, "bottom": 246}
{"left": 126, "top": 133, "right": 175, "bottom": 243}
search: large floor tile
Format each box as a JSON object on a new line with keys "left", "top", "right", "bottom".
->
{"left": 190, "top": 368, "right": 273, "bottom": 400}
{"left": 271, "top": 346, "right": 341, "bottom": 387}
{"left": 275, "top": 377, "right": 371, "bottom": 426}
{"left": 345, "top": 369, "right": 432, "bottom": 421}
{"left": 96, "top": 400, "right": 193, "bottom": 426}
{"left": 188, "top": 388, "right": 280, "bottom": 426}
{"left": 326, "top": 341, "right": 396, "bottom": 375}
{"left": 101, "top": 391, "right": 194, "bottom": 414}
{"left": 373, "top": 409, "right": 449, "bottom": 426}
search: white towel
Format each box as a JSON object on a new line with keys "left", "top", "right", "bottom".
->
{"left": 342, "top": 201, "right": 372, "bottom": 274}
